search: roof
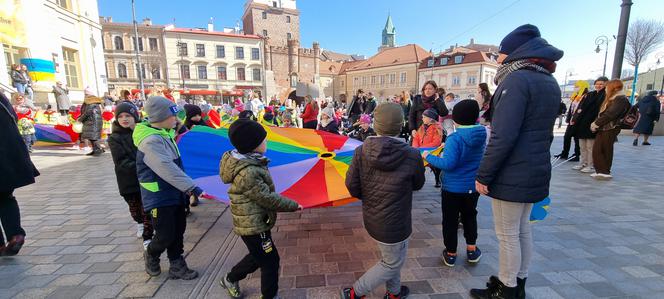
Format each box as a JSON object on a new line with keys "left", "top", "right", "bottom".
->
{"left": 321, "top": 50, "right": 361, "bottom": 62}
{"left": 165, "top": 27, "right": 262, "bottom": 40}
{"left": 339, "top": 60, "right": 366, "bottom": 74}
{"left": 347, "top": 44, "right": 430, "bottom": 72}
{"left": 465, "top": 42, "right": 499, "bottom": 53}
{"left": 320, "top": 60, "right": 344, "bottom": 75}
{"left": 418, "top": 50, "right": 498, "bottom": 69}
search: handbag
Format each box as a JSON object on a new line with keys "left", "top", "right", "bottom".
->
{"left": 620, "top": 105, "right": 639, "bottom": 129}
{"left": 72, "top": 121, "right": 83, "bottom": 133}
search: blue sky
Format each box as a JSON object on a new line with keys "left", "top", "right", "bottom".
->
{"left": 100, "top": 0, "right": 664, "bottom": 83}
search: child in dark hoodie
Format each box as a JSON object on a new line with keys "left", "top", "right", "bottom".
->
{"left": 183, "top": 104, "right": 208, "bottom": 130}
{"left": 423, "top": 100, "right": 486, "bottom": 267}
{"left": 108, "top": 102, "right": 153, "bottom": 248}
{"left": 342, "top": 103, "right": 426, "bottom": 299}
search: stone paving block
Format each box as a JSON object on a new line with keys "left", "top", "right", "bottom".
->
{"left": 541, "top": 271, "right": 580, "bottom": 285}
{"left": 117, "top": 282, "right": 161, "bottom": 298}
{"left": 48, "top": 274, "right": 90, "bottom": 287}
{"left": 295, "top": 274, "right": 326, "bottom": 288}
{"left": 80, "top": 284, "right": 126, "bottom": 299}
{"left": 82, "top": 253, "right": 118, "bottom": 263}
{"left": 282, "top": 264, "right": 309, "bottom": 276}
{"left": 526, "top": 286, "right": 565, "bottom": 299}
{"left": 24, "top": 264, "right": 63, "bottom": 276}
{"left": 565, "top": 270, "right": 607, "bottom": 283}
{"left": 85, "top": 245, "right": 117, "bottom": 254}
{"left": 309, "top": 262, "right": 339, "bottom": 274}
{"left": 621, "top": 266, "right": 661, "bottom": 278}
{"left": 80, "top": 272, "right": 122, "bottom": 286}
{"left": 429, "top": 294, "right": 464, "bottom": 299}
{"left": 46, "top": 285, "right": 93, "bottom": 299}
{"left": 325, "top": 273, "right": 356, "bottom": 286}
{"left": 580, "top": 282, "right": 626, "bottom": 297}
{"left": 116, "top": 271, "right": 150, "bottom": 284}
{"left": 13, "top": 286, "right": 56, "bottom": 299}
{"left": 402, "top": 280, "right": 435, "bottom": 294}
{"left": 83, "top": 262, "right": 123, "bottom": 273}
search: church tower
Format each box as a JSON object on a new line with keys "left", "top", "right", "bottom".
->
{"left": 242, "top": 0, "right": 300, "bottom": 47}
{"left": 379, "top": 14, "right": 396, "bottom": 51}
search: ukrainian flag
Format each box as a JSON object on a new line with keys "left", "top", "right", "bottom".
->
{"left": 20, "top": 58, "right": 56, "bottom": 82}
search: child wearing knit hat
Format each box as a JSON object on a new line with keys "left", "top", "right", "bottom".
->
{"left": 355, "top": 114, "right": 376, "bottom": 141}
{"left": 412, "top": 108, "right": 444, "bottom": 188}
{"left": 108, "top": 102, "right": 154, "bottom": 247}
{"left": 133, "top": 96, "right": 204, "bottom": 280}
{"left": 219, "top": 119, "right": 302, "bottom": 299}
{"left": 423, "top": 99, "right": 486, "bottom": 268}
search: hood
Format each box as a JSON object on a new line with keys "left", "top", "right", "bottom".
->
{"left": 454, "top": 125, "right": 487, "bottom": 148}
{"left": 361, "top": 136, "right": 410, "bottom": 171}
{"left": 504, "top": 37, "right": 564, "bottom": 63}
{"left": 111, "top": 120, "right": 133, "bottom": 134}
{"left": 83, "top": 95, "right": 103, "bottom": 105}
{"left": 132, "top": 122, "right": 175, "bottom": 147}
{"left": 220, "top": 150, "right": 267, "bottom": 184}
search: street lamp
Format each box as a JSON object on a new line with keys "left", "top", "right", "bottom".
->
{"left": 656, "top": 52, "right": 664, "bottom": 95}
{"left": 595, "top": 35, "right": 610, "bottom": 77}
{"left": 563, "top": 69, "right": 574, "bottom": 98}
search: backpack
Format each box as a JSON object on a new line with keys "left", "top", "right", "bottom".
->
{"left": 620, "top": 105, "right": 639, "bottom": 129}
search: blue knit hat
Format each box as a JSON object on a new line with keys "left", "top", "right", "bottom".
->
{"left": 499, "top": 24, "right": 541, "bottom": 55}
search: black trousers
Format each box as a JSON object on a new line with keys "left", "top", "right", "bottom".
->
{"left": 123, "top": 193, "right": 153, "bottom": 241}
{"left": 0, "top": 191, "right": 26, "bottom": 245}
{"left": 146, "top": 205, "right": 186, "bottom": 261}
{"left": 228, "top": 231, "right": 280, "bottom": 298}
{"left": 561, "top": 126, "right": 580, "bottom": 157}
{"left": 303, "top": 120, "right": 318, "bottom": 129}
{"left": 432, "top": 167, "right": 441, "bottom": 185}
{"left": 441, "top": 190, "right": 479, "bottom": 253}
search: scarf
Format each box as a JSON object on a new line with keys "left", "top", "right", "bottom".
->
{"left": 422, "top": 95, "right": 436, "bottom": 110}
{"left": 231, "top": 149, "right": 270, "bottom": 164}
{"left": 494, "top": 59, "right": 552, "bottom": 86}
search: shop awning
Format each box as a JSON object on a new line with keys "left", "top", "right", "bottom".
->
{"left": 179, "top": 89, "right": 218, "bottom": 96}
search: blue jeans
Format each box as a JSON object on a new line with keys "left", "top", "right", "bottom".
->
{"left": 14, "top": 83, "right": 26, "bottom": 95}
{"left": 353, "top": 238, "right": 409, "bottom": 296}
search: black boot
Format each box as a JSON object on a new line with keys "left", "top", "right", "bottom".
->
{"left": 470, "top": 276, "right": 518, "bottom": 299}
{"left": 553, "top": 153, "right": 568, "bottom": 159}
{"left": 144, "top": 250, "right": 161, "bottom": 276}
{"left": 168, "top": 257, "right": 198, "bottom": 280}
{"left": 516, "top": 277, "right": 526, "bottom": 299}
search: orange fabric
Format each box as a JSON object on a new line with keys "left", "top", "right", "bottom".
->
{"left": 412, "top": 123, "right": 443, "bottom": 148}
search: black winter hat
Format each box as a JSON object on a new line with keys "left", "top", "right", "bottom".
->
{"left": 184, "top": 104, "right": 203, "bottom": 120}
{"left": 452, "top": 100, "right": 480, "bottom": 126}
{"left": 499, "top": 24, "right": 541, "bottom": 55}
{"left": 115, "top": 102, "right": 140, "bottom": 122}
{"left": 228, "top": 119, "right": 267, "bottom": 154}
{"left": 422, "top": 108, "right": 439, "bottom": 120}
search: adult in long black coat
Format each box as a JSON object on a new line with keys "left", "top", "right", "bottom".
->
{"left": 633, "top": 90, "right": 661, "bottom": 145}
{"left": 572, "top": 78, "right": 607, "bottom": 171}
{"left": 408, "top": 80, "right": 449, "bottom": 136}
{"left": 0, "top": 92, "right": 39, "bottom": 256}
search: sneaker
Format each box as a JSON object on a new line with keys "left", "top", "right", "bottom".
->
{"left": 1, "top": 235, "right": 25, "bottom": 256}
{"left": 219, "top": 273, "right": 242, "bottom": 298}
{"left": 434, "top": 182, "right": 441, "bottom": 188}
{"left": 142, "top": 239, "right": 152, "bottom": 251}
{"left": 340, "top": 288, "right": 365, "bottom": 299}
{"left": 81, "top": 146, "right": 91, "bottom": 152}
{"left": 470, "top": 276, "right": 518, "bottom": 299}
{"left": 593, "top": 173, "right": 613, "bottom": 181}
{"left": 553, "top": 153, "right": 568, "bottom": 159}
{"left": 572, "top": 163, "right": 586, "bottom": 170}
{"left": 136, "top": 224, "right": 144, "bottom": 238}
{"left": 190, "top": 194, "right": 199, "bottom": 207}
{"left": 143, "top": 250, "right": 161, "bottom": 276}
{"left": 384, "top": 286, "right": 410, "bottom": 299}
{"left": 70, "top": 144, "right": 80, "bottom": 150}
{"left": 633, "top": 139, "right": 638, "bottom": 146}
{"left": 643, "top": 142, "right": 651, "bottom": 146}
{"left": 441, "top": 249, "right": 457, "bottom": 267}
{"left": 580, "top": 166, "right": 595, "bottom": 173}
{"left": 168, "top": 257, "right": 198, "bottom": 280}
{"left": 467, "top": 247, "right": 482, "bottom": 263}
{"left": 569, "top": 155, "right": 580, "bottom": 162}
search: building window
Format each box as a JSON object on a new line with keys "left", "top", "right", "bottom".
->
{"left": 62, "top": 47, "right": 80, "bottom": 88}
{"left": 152, "top": 66, "right": 161, "bottom": 79}
{"left": 441, "top": 57, "right": 448, "bottom": 65}
{"left": 467, "top": 75, "right": 477, "bottom": 85}
{"left": 272, "top": 1, "right": 277, "bottom": 7}
{"left": 253, "top": 68, "right": 261, "bottom": 81}
{"left": 114, "top": 36, "right": 124, "bottom": 50}
{"left": 237, "top": 67, "right": 246, "bottom": 81}
{"left": 286, "top": 16, "right": 291, "bottom": 23}
{"left": 180, "top": 64, "right": 190, "bottom": 79}
{"left": 262, "top": 30, "right": 268, "bottom": 37}
{"left": 117, "top": 63, "right": 127, "bottom": 78}
{"left": 196, "top": 44, "right": 205, "bottom": 57}
{"left": 251, "top": 48, "right": 260, "bottom": 60}
{"left": 216, "top": 45, "right": 225, "bottom": 58}
{"left": 287, "top": 33, "right": 292, "bottom": 40}
{"left": 235, "top": 46, "right": 244, "bottom": 59}
{"left": 427, "top": 59, "right": 434, "bottom": 67}
{"left": 4, "top": 45, "right": 28, "bottom": 72}
{"left": 178, "top": 42, "right": 188, "bottom": 56}
{"left": 135, "top": 63, "right": 146, "bottom": 79}
{"left": 646, "top": 83, "right": 654, "bottom": 90}
{"left": 341, "top": 80, "right": 344, "bottom": 87}
{"left": 353, "top": 77, "right": 358, "bottom": 86}
{"left": 132, "top": 37, "right": 144, "bottom": 51}
{"left": 380, "top": 75, "right": 385, "bottom": 85}
{"left": 217, "top": 66, "right": 227, "bottom": 80}
{"left": 290, "top": 74, "right": 298, "bottom": 87}
{"left": 454, "top": 56, "right": 463, "bottom": 64}
{"left": 400, "top": 72, "right": 407, "bottom": 83}
{"left": 149, "top": 38, "right": 158, "bottom": 51}
{"left": 361, "top": 76, "right": 366, "bottom": 86}
{"left": 197, "top": 65, "right": 207, "bottom": 79}
{"left": 262, "top": 11, "right": 267, "bottom": 19}
{"left": 389, "top": 73, "right": 396, "bottom": 84}
{"left": 370, "top": 76, "right": 376, "bottom": 85}
{"left": 56, "top": 0, "right": 71, "bottom": 10}
{"left": 452, "top": 75, "right": 460, "bottom": 86}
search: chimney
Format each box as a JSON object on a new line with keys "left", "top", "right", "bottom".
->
{"left": 142, "top": 18, "right": 151, "bottom": 25}
{"left": 208, "top": 17, "right": 214, "bottom": 32}
{"left": 470, "top": 38, "right": 475, "bottom": 45}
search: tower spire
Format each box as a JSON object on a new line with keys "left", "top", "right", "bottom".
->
{"left": 380, "top": 13, "right": 396, "bottom": 50}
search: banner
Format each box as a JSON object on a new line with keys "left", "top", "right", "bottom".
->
{"left": 0, "top": 0, "right": 27, "bottom": 46}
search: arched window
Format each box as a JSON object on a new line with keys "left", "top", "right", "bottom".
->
{"left": 114, "top": 36, "right": 124, "bottom": 50}
{"left": 117, "top": 63, "right": 127, "bottom": 78}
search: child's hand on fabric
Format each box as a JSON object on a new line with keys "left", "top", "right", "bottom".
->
{"left": 297, "top": 204, "right": 304, "bottom": 210}
{"left": 422, "top": 151, "right": 430, "bottom": 159}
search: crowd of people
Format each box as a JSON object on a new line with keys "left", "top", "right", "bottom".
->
{"left": 2, "top": 22, "right": 663, "bottom": 299}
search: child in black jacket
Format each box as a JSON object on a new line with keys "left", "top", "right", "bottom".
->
{"left": 108, "top": 102, "right": 153, "bottom": 248}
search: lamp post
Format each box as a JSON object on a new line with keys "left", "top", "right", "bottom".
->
{"left": 131, "top": 0, "right": 146, "bottom": 101}
{"left": 595, "top": 35, "right": 610, "bottom": 77}
{"left": 563, "top": 69, "right": 574, "bottom": 98}
{"left": 656, "top": 52, "right": 664, "bottom": 95}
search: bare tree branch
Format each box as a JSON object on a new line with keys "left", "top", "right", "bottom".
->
{"left": 625, "top": 19, "right": 664, "bottom": 67}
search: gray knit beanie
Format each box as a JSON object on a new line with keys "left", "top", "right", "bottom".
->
{"left": 145, "top": 96, "right": 178, "bottom": 123}
{"left": 373, "top": 102, "right": 404, "bottom": 137}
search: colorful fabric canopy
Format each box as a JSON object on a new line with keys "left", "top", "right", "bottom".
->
{"left": 177, "top": 125, "right": 362, "bottom": 208}
{"left": 34, "top": 124, "right": 77, "bottom": 145}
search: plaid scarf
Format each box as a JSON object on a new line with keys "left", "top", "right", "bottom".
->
{"left": 494, "top": 59, "right": 551, "bottom": 85}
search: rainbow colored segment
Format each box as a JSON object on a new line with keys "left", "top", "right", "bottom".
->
{"left": 20, "top": 58, "right": 56, "bottom": 82}
{"left": 177, "top": 125, "right": 362, "bottom": 208}
{"left": 34, "top": 124, "right": 77, "bottom": 145}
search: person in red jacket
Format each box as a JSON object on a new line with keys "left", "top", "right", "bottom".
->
{"left": 412, "top": 108, "right": 444, "bottom": 188}
{"left": 300, "top": 95, "right": 319, "bottom": 129}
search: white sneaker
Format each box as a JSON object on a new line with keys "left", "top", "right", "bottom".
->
{"left": 572, "top": 164, "right": 586, "bottom": 170}
{"left": 593, "top": 173, "right": 613, "bottom": 180}
{"left": 580, "top": 166, "right": 595, "bottom": 173}
{"left": 81, "top": 146, "right": 91, "bottom": 152}
{"left": 143, "top": 239, "right": 152, "bottom": 251}
{"left": 70, "top": 144, "right": 80, "bottom": 150}
{"left": 136, "top": 224, "right": 144, "bottom": 238}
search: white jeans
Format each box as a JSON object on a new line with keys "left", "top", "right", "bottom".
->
{"left": 579, "top": 138, "right": 594, "bottom": 167}
{"left": 491, "top": 199, "right": 533, "bottom": 287}
{"left": 353, "top": 238, "right": 409, "bottom": 296}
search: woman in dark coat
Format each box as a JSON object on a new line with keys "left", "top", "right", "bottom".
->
{"left": 633, "top": 90, "right": 661, "bottom": 146}
{"left": 408, "top": 80, "right": 449, "bottom": 136}
{"left": 78, "top": 92, "right": 104, "bottom": 156}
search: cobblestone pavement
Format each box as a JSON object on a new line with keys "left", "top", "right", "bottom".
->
{"left": 1, "top": 136, "right": 663, "bottom": 298}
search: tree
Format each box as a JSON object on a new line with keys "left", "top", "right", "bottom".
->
{"left": 625, "top": 19, "right": 664, "bottom": 103}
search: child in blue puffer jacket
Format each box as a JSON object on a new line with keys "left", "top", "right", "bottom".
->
{"left": 423, "top": 100, "right": 486, "bottom": 267}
